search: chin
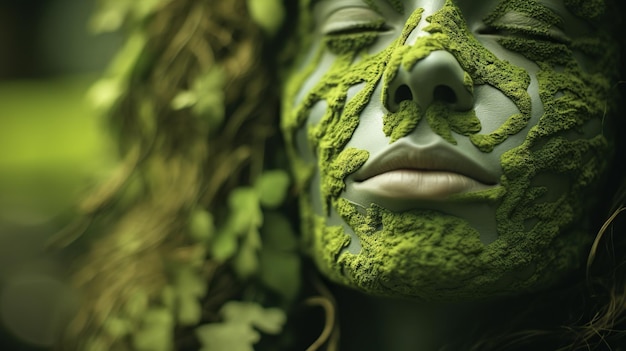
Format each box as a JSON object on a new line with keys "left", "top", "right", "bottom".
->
{"left": 308, "top": 198, "right": 591, "bottom": 301}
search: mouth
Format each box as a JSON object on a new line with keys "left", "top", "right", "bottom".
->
{"left": 350, "top": 140, "right": 499, "bottom": 201}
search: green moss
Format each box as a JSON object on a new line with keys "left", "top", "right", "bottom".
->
{"left": 422, "top": 101, "right": 483, "bottom": 145}
{"left": 448, "top": 109, "right": 482, "bottom": 135}
{"left": 283, "top": 0, "right": 616, "bottom": 298}
{"left": 383, "top": 100, "right": 421, "bottom": 142}
{"left": 426, "top": 102, "right": 457, "bottom": 144}
{"left": 426, "top": 3, "right": 533, "bottom": 151}
{"left": 329, "top": 200, "right": 493, "bottom": 298}
{"left": 310, "top": 214, "right": 352, "bottom": 284}
{"left": 470, "top": 113, "right": 529, "bottom": 153}
{"left": 381, "top": 9, "right": 424, "bottom": 105}
{"left": 320, "top": 148, "right": 369, "bottom": 214}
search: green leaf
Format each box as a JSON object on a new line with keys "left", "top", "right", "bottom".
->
{"left": 174, "top": 267, "right": 206, "bottom": 325}
{"left": 211, "top": 187, "right": 262, "bottom": 262}
{"left": 220, "top": 301, "right": 286, "bottom": 335}
{"left": 89, "top": 0, "right": 172, "bottom": 33}
{"left": 124, "top": 289, "right": 149, "bottom": 319}
{"left": 212, "top": 229, "right": 239, "bottom": 261}
{"left": 178, "top": 294, "right": 203, "bottom": 326}
{"left": 171, "top": 67, "right": 226, "bottom": 132}
{"left": 260, "top": 212, "right": 297, "bottom": 252}
{"left": 229, "top": 188, "right": 262, "bottom": 232}
{"left": 258, "top": 212, "right": 301, "bottom": 301}
{"left": 246, "top": 0, "right": 285, "bottom": 36}
{"left": 195, "top": 302, "right": 286, "bottom": 351}
{"left": 132, "top": 308, "right": 174, "bottom": 351}
{"left": 171, "top": 91, "right": 198, "bottom": 110}
{"left": 233, "top": 230, "right": 262, "bottom": 279}
{"left": 88, "top": 78, "right": 123, "bottom": 112}
{"left": 196, "top": 323, "right": 259, "bottom": 351}
{"left": 254, "top": 170, "right": 290, "bottom": 209}
{"left": 88, "top": 31, "right": 147, "bottom": 110}
{"left": 89, "top": 0, "right": 130, "bottom": 33}
{"left": 103, "top": 317, "right": 131, "bottom": 339}
{"left": 133, "top": 0, "right": 171, "bottom": 19}
{"left": 188, "top": 208, "right": 214, "bottom": 243}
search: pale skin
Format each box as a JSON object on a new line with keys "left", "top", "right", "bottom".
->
{"left": 282, "top": 0, "right": 615, "bottom": 349}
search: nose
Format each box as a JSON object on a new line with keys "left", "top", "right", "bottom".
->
{"left": 385, "top": 50, "right": 474, "bottom": 112}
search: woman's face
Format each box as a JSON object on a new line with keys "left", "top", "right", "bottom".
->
{"left": 281, "top": 0, "right": 616, "bottom": 299}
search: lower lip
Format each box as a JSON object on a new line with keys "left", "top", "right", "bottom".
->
{"left": 352, "top": 170, "right": 493, "bottom": 200}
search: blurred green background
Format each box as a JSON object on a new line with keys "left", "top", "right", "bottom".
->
{"left": 0, "top": 0, "right": 120, "bottom": 349}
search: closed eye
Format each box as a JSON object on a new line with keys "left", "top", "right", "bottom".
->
{"left": 477, "top": 11, "right": 571, "bottom": 45}
{"left": 321, "top": 7, "right": 391, "bottom": 35}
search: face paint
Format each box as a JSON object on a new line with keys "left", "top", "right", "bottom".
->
{"left": 281, "top": 0, "right": 616, "bottom": 299}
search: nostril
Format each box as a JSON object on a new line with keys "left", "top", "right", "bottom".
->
{"left": 394, "top": 84, "right": 413, "bottom": 104}
{"left": 433, "top": 85, "right": 457, "bottom": 104}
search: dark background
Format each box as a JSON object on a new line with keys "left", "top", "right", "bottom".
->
{"left": 0, "top": 1, "right": 119, "bottom": 350}
{"left": 0, "top": 0, "right": 119, "bottom": 80}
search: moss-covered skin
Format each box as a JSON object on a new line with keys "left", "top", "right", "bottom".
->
{"left": 282, "top": 0, "right": 616, "bottom": 299}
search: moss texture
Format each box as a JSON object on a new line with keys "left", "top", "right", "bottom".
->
{"left": 283, "top": 0, "right": 616, "bottom": 299}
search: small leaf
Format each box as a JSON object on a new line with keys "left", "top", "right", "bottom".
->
{"left": 220, "top": 301, "right": 286, "bottom": 335}
{"left": 132, "top": 308, "right": 174, "bottom": 351}
{"left": 211, "top": 187, "right": 262, "bottom": 262}
{"left": 88, "top": 3, "right": 128, "bottom": 33}
{"left": 250, "top": 307, "right": 286, "bottom": 335}
{"left": 103, "top": 317, "right": 131, "bottom": 338}
{"left": 229, "top": 188, "right": 262, "bottom": 233}
{"left": 171, "top": 91, "right": 198, "bottom": 110}
{"left": 88, "top": 78, "right": 123, "bottom": 111}
{"left": 261, "top": 212, "right": 297, "bottom": 252}
{"left": 188, "top": 209, "right": 214, "bottom": 243}
{"left": 233, "top": 232, "right": 261, "bottom": 279}
{"left": 133, "top": 0, "right": 172, "bottom": 18}
{"left": 88, "top": 32, "right": 147, "bottom": 110}
{"left": 246, "top": 0, "right": 285, "bottom": 35}
{"left": 189, "top": 68, "right": 226, "bottom": 131}
{"left": 195, "top": 302, "right": 286, "bottom": 351}
{"left": 89, "top": 0, "right": 172, "bottom": 33}
{"left": 196, "top": 323, "right": 259, "bottom": 351}
{"left": 254, "top": 170, "right": 290, "bottom": 209}
{"left": 124, "top": 289, "right": 149, "bottom": 319}
{"left": 178, "top": 295, "right": 203, "bottom": 326}
{"left": 175, "top": 267, "right": 206, "bottom": 297}
{"left": 211, "top": 229, "right": 238, "bottom": 261}
{"left": 174, "top": 267, "right": 206, "bottom": 325}
{"left": 161, "top": 286, "right": 175, "bottom": 310}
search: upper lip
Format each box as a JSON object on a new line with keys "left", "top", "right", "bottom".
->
{"left": 352, "top": 140, "right": 499, "bottom": 185}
